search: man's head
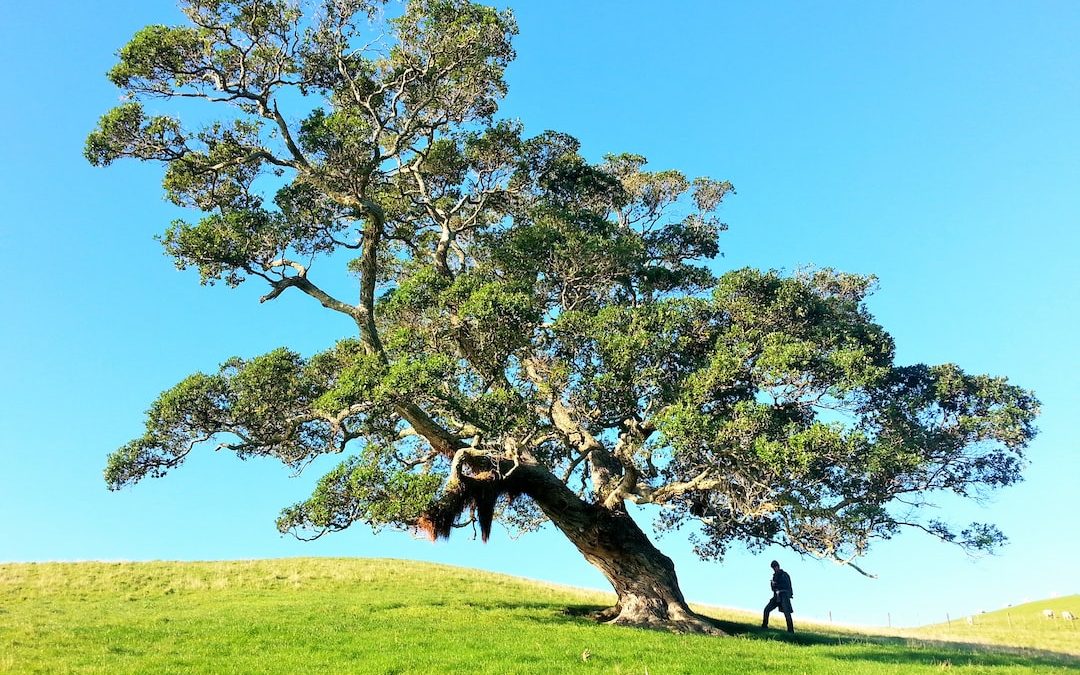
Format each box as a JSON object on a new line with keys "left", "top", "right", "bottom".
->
{"left": 770, "top": 560, "right": 780, "bottom": 570}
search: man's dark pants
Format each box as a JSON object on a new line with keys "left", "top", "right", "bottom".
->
{"left": 762, "top": 592, "right": 794, "bottom": 633}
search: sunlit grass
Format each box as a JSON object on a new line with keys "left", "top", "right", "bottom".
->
{"left": 1, "top": 558, "right": 1076, "bottom": 673}
{"left": 902, "top": 595, "right": 1080, "bottom": 656}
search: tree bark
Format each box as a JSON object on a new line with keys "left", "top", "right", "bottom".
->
{"left": 515, "top": 465, "right": 723, "bottom": 634}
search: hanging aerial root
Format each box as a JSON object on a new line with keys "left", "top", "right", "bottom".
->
{"left": 415, "top": 472, "right": 525, "bottom": 542}
{"left": 415, "top": 484, "right": 471, "bottom": 540}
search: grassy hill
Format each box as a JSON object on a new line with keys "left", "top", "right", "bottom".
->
{"left": 905, "top": 595, "right": 1080, "bottom": 657}
{"left": 1, "top": 558, "right": 1076, "bottom": 674}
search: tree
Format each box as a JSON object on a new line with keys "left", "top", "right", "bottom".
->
{"left": 88, "top": 0, "right": 1038, "bottom": 633}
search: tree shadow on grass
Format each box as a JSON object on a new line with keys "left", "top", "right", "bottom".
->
{"left": 559, "top": 604, "right": 805, "bottom": 640}
{"left": 823, "top": 643, "right": 1079, "bottom": 670}
{"left": 722, "top": 620, "right": 1080, "bottom": 668}
{"left": 451, "top": 599, "right": 583, "bottom": 612}
{"left": 554, "top": 603, "right": 1080, "bottom": 670}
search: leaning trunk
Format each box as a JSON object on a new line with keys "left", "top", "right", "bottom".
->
{"left": 518, "top": 466, "right": 722, "bottom": 634}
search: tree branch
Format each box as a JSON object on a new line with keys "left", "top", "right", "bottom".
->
{"left": 259, "top": 273, "right": 361, "bottom": 321}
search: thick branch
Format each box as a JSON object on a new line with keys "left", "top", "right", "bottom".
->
{"left": 523, "top": 359, "right": 622, "bottom": 502}
{"left": 259, "top": 274, "right": 361, "bottom": 321}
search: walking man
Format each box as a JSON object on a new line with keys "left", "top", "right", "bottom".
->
{"left": 762, "top": 560, "right": 794, "bottom": 633}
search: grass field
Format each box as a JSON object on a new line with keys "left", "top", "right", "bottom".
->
{"left": 1, "top": 558, "right": 1076, "bottom": 673}
{"left": 904, "top": 596, "right": 1080, "bottom": 657}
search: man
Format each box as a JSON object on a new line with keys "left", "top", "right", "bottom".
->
{"left": 762, "top": 560, "right": 794, "bottom": 633}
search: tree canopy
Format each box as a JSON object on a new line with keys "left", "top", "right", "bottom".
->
{"left": 89, "top": 0, "right": 1038, "bottom": 631}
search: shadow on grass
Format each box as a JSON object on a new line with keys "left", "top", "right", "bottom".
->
{"left": 559, "top": 603, "right": 814, "bottom": 641}
{"left": 554, "top": 602, "right": 1080, "bottom": 670}
{"left": 456, "top": 599, "right": 580, "bottom": 612}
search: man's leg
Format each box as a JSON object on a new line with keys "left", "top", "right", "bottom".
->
{"left": 762, "top": 598, "right": 778, "bottom": 628}
{"left": 783, "top": 611, "right": 794, "bottom": 633}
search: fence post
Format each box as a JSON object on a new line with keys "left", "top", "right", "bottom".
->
{"left": 946, "top": 613, "right": 951, "bottom": 626}
{"left": 887, "top": 613, "right": 892, "bottom": 628}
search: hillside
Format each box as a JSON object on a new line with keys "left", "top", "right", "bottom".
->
{"left": 1, "top": 558, "right": 1076, "bottom": 674}
{"left": 905, "top": 596, "right": 1080, "bottom": 657}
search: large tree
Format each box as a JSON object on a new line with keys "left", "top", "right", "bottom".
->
{"left": 88, "top": 0, "right": 1038, "bottom": 633}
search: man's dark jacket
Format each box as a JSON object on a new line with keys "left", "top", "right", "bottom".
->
{"left": 771, "top": 569, "right": 793, "bottom": 596}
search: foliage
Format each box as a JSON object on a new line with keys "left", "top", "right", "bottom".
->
{"left": 89, "top": 0, "right": 1037, "bottom": 583}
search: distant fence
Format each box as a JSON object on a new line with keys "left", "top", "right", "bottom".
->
{"left": 816, "top": 609, "right": 1079, "bottom": 630}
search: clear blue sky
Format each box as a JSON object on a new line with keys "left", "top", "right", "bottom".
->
{"left": 1, "top": 1, "right": 1077, "bottom": 628}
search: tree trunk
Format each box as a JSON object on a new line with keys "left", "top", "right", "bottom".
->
{"left": 517, "top": 465, "right": 723, "bottom": 634}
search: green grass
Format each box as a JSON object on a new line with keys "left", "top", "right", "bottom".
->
{"left": 1, "top": 558, "right": 1076, "bottom": 674}
{"left": 904, "top": 596, "right": 1080, "bottom": 657}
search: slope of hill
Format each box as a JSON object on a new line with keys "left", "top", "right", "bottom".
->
{"left": 905, "top": 595, "right": 1080, "bottom": 656}
{"left": 1, "top": 558, "right": 1075, "bottom": 673}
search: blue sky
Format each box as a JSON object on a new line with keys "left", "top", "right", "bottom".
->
{"left": 1, "top": 0, "right": 1077, "bottom": 627}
